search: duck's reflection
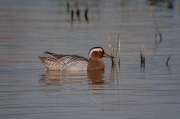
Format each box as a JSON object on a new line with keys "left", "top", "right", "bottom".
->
{"left": 87, "top": 70, "right": 104, "bottom": 85}
{"left": 40, "top": 70, "right": 87, "bottom": 85}
{"left": 39, "top": 68, "right": 121, "bottom": 95}
{"left": 39, "top": 70, "right": 105, "bottom": 85}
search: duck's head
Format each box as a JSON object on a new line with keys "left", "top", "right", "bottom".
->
{"left": 88, "top": 47, "right": 114, "bottom": 60}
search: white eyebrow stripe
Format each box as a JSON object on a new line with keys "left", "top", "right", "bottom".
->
{"left": 88, "top": 48, "right": 103, "bottom": 58}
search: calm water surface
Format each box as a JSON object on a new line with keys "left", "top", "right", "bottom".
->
{"left": 0, "top": 0, "right": 180, "bottom": 119}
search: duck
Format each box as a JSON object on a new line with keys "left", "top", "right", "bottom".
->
{"left": 38, "top": 47, "right": 113, "bottom": 70}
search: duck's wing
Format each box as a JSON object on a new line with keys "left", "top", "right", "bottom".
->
{"left": 44, "top": 51, "right": 66, "bottom": 59}
{"left": 61, "top": 55, "right": 89, "bottom": 70}
{"left": 44, "top": 51, "right": 88, "bottom": 66}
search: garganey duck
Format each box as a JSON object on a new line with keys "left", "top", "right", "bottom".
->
{"left": 38, "top": 47, "right": 113, "bottom": 70}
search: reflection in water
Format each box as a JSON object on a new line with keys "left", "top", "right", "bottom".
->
{"left": 151, "top": 40, "right": 162, "bottom": 59}
{"left": 140, "top": 67, "right": 146, "bottom": 79}
{"left": 39, "top": 68, "right": 120, "bottom": 87}
{"left": 109, "top": 67, "right": 120, "bottom": 86}
{"left": 71, "top": 9, "right": 74, "bottom": 27}
{"left": 40, "top": 70, "right": 106, "bottom": 85}
{"left": 87, "top": 70, "right": 105, "bottom": 93}
{"left": 84, "top": 5, "right": 89, "bottom": 23}
{"left": 40, "top": 70, "right": 87, "bottom": 85}
{"left": 76, "top": 1, "right": 81, "bottom": 21}
{"left": 66, "top": 1, "right": 69, "bottom": 14}
{"left": 167, "top": 65, "right": 171, "bottom": 72}
{"left": 67, "top": 1, "right": 89, "bottom": 27}
{"left": 87, "top": 70, "right": 104, "bottom": 84}
{"left": 88, "top": 68, "right": 121, "bottom": 94}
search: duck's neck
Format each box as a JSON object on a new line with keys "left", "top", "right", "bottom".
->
{"left": 87, "top": 59, "right": 104, "bottom": 70}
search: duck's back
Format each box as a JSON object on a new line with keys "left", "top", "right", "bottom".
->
{"left": 39, "top": 52, "right": 88, "bottom": 70}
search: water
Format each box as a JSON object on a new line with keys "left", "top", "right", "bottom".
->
{"left": 0, "top": 0, "right": 180, "bottom": 118}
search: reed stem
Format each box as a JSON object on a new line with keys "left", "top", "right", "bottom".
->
{"left": 147, "top": 0, "right": 162, "bottom": 41}
{"left": 107, "top": 33, "right": 121, "bottom": 66}
{"left": 118, "top": 33, "right": 121, "bottom": 65}
{"left": 140, "top": 46, "right": 145, "bottom": 67}
{"left": 166, "top": 55, "right": 171, "bottom": 66}
{"left": 107, "top": 33, "right": 115, "bottom": 66}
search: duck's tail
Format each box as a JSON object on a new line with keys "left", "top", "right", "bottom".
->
{"left": 38, "top": 56, "right": 48, "bottom": 69}
{"left": 38, "top": 56, "right": 63, "bottom": 70}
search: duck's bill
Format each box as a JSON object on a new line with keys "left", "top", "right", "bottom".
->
{"left": 103, "top": 52, "right": 114, "bottom": 58}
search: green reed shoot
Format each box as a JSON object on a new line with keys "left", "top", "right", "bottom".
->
{"left": 107, "top": 33, "right": 121, "bottom": 67}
